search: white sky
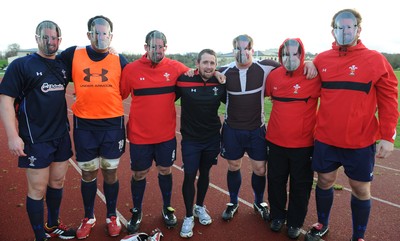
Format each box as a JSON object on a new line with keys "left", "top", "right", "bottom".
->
{"left": 1, "top": 0, "right": 399, "bottom": 55}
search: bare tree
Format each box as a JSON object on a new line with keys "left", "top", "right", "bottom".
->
{"left": 5, "top": 43, "right": 20, "bottom": 58}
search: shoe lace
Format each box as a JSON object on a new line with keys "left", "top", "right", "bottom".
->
{"left": 109, "top": 216, "right": 118, "bottom": 225}
{"left": 226, "top": 204, "right": 236, "bottom": 213}
{"left": 57, "top": 222, "right": 68, "bottom": 231}
{"left": 196, "top": 205, "right": 210, "bottom": 217}
{"left": 165, "top": 207, "right": 175, "bottom": 217}
{"left": 182, "top": 217, "right": 193, "bottom": 229}
{"left": 81, "top": 218, "right": 89, "bottom": 226}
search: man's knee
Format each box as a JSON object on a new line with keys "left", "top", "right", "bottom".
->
{"left": 78, "top": 157, "right": 100, "bottom": 172}
{"left": 132, "top": 169, "right": 150, "bottom": 181}
{"left": 157, "top": 165, "right": 172, "bottom": 175}
{"left": 100, "top": 157, "right": 120, "bottom": 170}
{"left": 227, "top": 159, "right": 241, "bottom": 171}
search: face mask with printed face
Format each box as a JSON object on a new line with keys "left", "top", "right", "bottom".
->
{"left": 281, "top": 39, "right": 301, "bottom": 71}
{"left": 333, "top": 11, "right": 358, "bottom": 46}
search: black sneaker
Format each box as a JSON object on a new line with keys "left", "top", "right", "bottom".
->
{"left": 304, "top": 223, "right": 329, "bottom": 241}
{"left": 162, "top": 206, "right": 177, "bottom": 228}
{"left": 287, "top": 226, "right": 301, "bottom": 239}
{"left": 253, "top": 202, "right": 270, "bottom": 221}
{"left": 44, "top": 220, "right": 76, "bottom": 239}
{"left": 270, "top": 219, "right": 285, "bottom": 232}
{"left": 222, "top": 203, "right": 239, "bottom": 221}
{"left": 127, "top": 208, "right": 143, "bottom": 234}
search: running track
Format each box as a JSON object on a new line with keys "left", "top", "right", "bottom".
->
{"left": 0, "top": 84, "right": 399, "bottom": 241}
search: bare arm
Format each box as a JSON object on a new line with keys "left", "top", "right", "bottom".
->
{"left": 0, "top": 95, "right": 26, "bottom": 156}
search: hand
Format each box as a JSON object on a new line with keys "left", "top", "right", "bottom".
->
{"left": 8, "top": 136, "right": 27, "bottom": 157}
{"left": 376, "top": 139, "right": 394, "bottom": 158}
{"left": 184, "top": 68, "right": 195, "bottom": 77}
{"left": 214, "top": 71, "right": 226, "bottom": 84}
{"left": 303, "top": 61, "right": 318, "bottom": 79}
{"left": 108, "top": 46, "right": 118, "bottom": 55}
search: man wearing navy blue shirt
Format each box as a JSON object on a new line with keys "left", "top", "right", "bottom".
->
{"left": 176, "top": 49, "right": 226, "bottom": 238}
{"left": 0, "top": 20, "right": 75, "bottom": 241}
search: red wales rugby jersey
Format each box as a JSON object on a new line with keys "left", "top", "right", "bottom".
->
{"left": 314, "top": 40, "right": 398, "bottom": 148}
{"left": 121, "top": 54, "right": 189, "bottom": 144}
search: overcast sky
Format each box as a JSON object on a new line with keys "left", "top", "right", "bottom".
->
{"left": 1, "top": 0, "right": 399, "bottom": 55}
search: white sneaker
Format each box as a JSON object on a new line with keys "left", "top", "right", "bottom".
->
{"left": 193, "top": 204, "right": 212, "bottom": 225}
{"left": 180, "top": 216, "right": 194, "bottom": 238}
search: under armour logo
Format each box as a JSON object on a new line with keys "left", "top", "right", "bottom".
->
{"left": 36, "top": 72, "right": 43, "bottom": 76}
{"left": 28, "top": 156, "right": 37, "bottom": 167}
{"left": 191, "top": 89, "right": 197, "bottom": 92}
{"left": 83, "top": 68, "right": 109, "bottom": 82}
{"left": 322, "top": 68, "right": 327, "bottom": 72}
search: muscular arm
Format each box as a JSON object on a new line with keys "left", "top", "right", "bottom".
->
{"left": 0, "top": 95, "right": 26, "bottom": 156}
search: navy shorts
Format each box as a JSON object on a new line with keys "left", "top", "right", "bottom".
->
{"left": 181, "top": 136, "right": 220, "bottom": 174}
{"left": 220, "top": 122, "right": 267, "bottom": 161}
{"left": 129, "top": 137, "right": 177, "bottom": 171}
{"left": 312, "top": 140, "right": 376, "bottom": 182}
{"left": 73, "top": 128, "right": 126, "bottom": 162}
{"left": 19, "top": 134, "right": 73, "bottom": 169}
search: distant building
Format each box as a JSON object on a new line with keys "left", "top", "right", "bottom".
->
{"left": 7, "top": 48, "right": 62, "bottom": 65}
{"left": 217, "top": 49, "right": 279, "bottom": 66}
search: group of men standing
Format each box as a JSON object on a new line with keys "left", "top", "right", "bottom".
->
{"left": 0, "top": 8, "right": 398, "bottom": 241}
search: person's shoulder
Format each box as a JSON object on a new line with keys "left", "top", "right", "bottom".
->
{"left": 218, "top": 62, "right": 236, "bottom": 72}
{"left": 257, "top": 59, "right": 280, "bottom": 67}
{"left": 164, "top": 57, "right": 185, "bottom": 66}
{"left": 177, "top": 73, "right": 193, "bottom": 83}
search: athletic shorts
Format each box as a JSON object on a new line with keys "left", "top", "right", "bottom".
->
{"left": 129, "top": 137, "right": 177, "bottom": 171}
{"left": 19, "top": 133, "right": 73, "bottom": 169}
{"left": 220, "top": 122, "right": 267, "bottom": 161}
{"left": 73, "top": 128, "right": 126, "bottom": 162}
{"left": 312, "top": 140, "right": 376, "bottom": 182}
{"left": 181, "top": 136, "right": 220, "bottom": 174}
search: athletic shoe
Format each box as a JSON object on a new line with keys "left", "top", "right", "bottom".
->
{"left": 287, "top": 226, "right": 301, "bottom": 239}
{"left": 193, "top": 204, "right": 212, "bottom": 225}
{"left": 253, "top": 202, "right": 270, "bottom": 221}
{"left": 304, "top": 222, "right": 329, "bottom": 241}
{"left": 121, "top": 229, "right": 163, "bottom": 241}
{"left": 44, "top": 220, "right": 76, "bottom": 239}
{"left": 270, "top": 219, "right": 285, "bottom": 232}
{"left": 127, "top": 208, "right": 142, "bottom": 234}
{"left": 162, "top": 206, "right": 178, "bottom": 228}
{"left": 221, "top": 203, "right": 238, "bottom": 221}
{"left": 180, "top": 216, "right": 194, "bottom": 238}
{"left": 106, "top": 216, "right": 121, "bottom": 237}
{"left": 76, "top": 217, "right": 96, "bottom": 239}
